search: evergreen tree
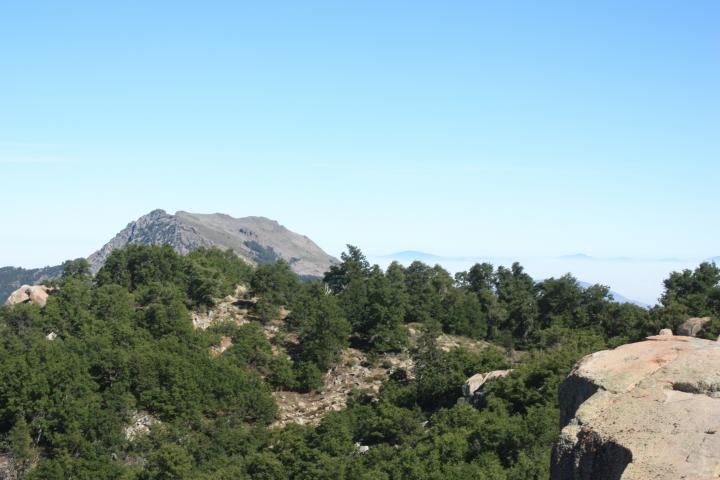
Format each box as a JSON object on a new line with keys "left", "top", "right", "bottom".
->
{"left": 8, "top": 416, "right": 34, "bottom": 476}
{"left": 364, "top": 266, "right": 408, "bottom": 352}
{"left": 294, "top": 283, "right": 350, "bottom": 370}
{"left": 495, "top": 263, "right": 538, "bottom": 343}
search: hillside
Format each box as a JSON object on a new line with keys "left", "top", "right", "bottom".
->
{"left": 0, "top": 244, "right": 717, "bottom": 478}
{"left": 88, "top": 210, "right": 338, "bottom": 278}
{"left": 0, "top": 210, "right": 338, "bottom": 299}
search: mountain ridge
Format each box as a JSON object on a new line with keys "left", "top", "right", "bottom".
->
{"left": 88, "top": 209, "right": 338, "bottom": 277}
{"left": 0, "top": 209, "right": 338, "bottom": 300}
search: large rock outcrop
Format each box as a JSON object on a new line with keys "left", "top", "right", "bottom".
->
{"left": 4, "top": 284, "right": 53, "bottom": 307}
{"left": 551, "top": 335, "right": 720, "bottom": 479}
{"left": 677, "top": 316, "right": 712, "bottom": 337}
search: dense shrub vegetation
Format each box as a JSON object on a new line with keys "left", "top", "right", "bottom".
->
{"left": 0, "top": 244, "right": 717, "bottom": 479}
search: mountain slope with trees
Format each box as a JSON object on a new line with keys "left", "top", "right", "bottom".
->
{"left": 0, "top": 243, "right": 717, "bottom": 479}
{"left": 0, "top": 210, "right": 338, "bottom": 302}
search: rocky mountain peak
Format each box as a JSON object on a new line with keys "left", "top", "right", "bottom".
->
{"left": 87, "top": 209, "right": 337, "bottom": 277}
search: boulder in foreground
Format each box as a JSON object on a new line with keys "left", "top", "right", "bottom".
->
{"left": 551, "top": 334, "right": 720, "bottom": 480}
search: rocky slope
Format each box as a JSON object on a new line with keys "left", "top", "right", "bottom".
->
{"left": 88, "top": 209, "right": 337, "bottom": 277}
{"left": 0, "top": 210, "right": 338, "bottom": 297}
{"left": 551, "top": 334, "right": 720, "bottom": 480}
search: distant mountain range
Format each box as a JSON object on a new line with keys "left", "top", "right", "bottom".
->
{"left": 557, "top": 253, "right": 675, "bottom": 262}
{"left": 382, "top": 251, "right": 491, "bottom": 263}
{"left": 0, "top": 209, "right": 338, "bottom": 301}
{"left": 558, "top": 253, "right": 596, "bottom": 260}
{"left": 557, "top": 253, "right": 711, "bottom": 263}
{"left": 575, "top": 281, "right": 648, "bottom": 308}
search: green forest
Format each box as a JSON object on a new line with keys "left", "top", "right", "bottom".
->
{"left": 1, "top": 245, "right": 718, "bottom": 479}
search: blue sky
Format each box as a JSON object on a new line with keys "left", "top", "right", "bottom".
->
{"left": 1, "top": 1, "right": 718, "bottom": 275}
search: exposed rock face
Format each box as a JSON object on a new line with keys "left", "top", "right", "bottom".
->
{"left": 4, "top": 284, "right": 53, "bottom": 307}
{"left": 0, "top": 451, "right": 36, "bottom": 480}
{"left": 191, "top": 287, "right": 250, "bottom": 330}
{"left": 0, "top": 454, "right": 18, "bottom": 480}
{"left": 210, "top": 336, "right": 234, "bottom": 356}
{"left": 87, "top": 209, "right": 338, "bottom": 277}
{"left": 551, "top": 335, "right": 720, "bottom": 480}
{"left": 124, "top": 411, "right": 160, "bottom": 441}
{"left": 677, "top": 316, "right": 712, "bottom": 337}
{"left": 272, "top": 348, "right": 415, "bottom": 428}
{"left": 0, "top": 211, "right": 337, "bottom": 297}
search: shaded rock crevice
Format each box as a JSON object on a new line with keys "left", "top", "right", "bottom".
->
{"left": 672, "top": 381, "right": 720, "bottom": 397}
{"left": 558, "top": 373, "right": 600, "bottom": 428}
{"left": 551, "top": 427, "right": 632, "bottom": 480}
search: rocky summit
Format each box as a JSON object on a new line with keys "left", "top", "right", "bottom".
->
{"left": 0, "top": 210, "right": 338, "bottom": 300}
{"left": 551, "top": 334, "right": 720, "bottom": 480}
{"left": 88, "top": 209, "right": 337, "bottom": 277}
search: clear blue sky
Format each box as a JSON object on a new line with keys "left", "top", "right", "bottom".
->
{"left": 1, "top": 1, "right": 718, "bottom": 269}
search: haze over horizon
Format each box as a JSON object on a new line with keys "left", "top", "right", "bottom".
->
{"left": 3, "top": 3, "right": 720, "bottom": 478}
{"left": 1, "top": 205, "right": 713, "bottom": 306}
{"left": 2, "top": 1, "right": 718, "bottom": 301}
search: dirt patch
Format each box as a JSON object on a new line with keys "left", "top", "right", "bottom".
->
{"left": 192, "top": 293, "right": 250, "bottom": 330}
{"left": 272, "top": 348, "right": 414, "bottom": 428}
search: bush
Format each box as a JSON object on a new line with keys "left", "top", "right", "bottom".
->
{"left": 294, "top": 362, "right": 324, "bottom": 393}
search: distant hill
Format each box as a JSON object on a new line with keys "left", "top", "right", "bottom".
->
{"left": 576, "top": 281, "right": 649, "bottom": 308}
{"left": 0, "top": 210, "right": 338, "bottom": 300}
{"left": 383, "top": 250, "right": 443, "bottom": 262}
{"left": 88, "top": 209, "right": 338, "bottom": 277}
{"left": 558, "top": 253, "right": 595, "bottom": 260}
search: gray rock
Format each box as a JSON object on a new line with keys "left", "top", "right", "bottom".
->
{"left": 88, "top": 209, "right": 338, "bottom": 277}
{"left": 354, "top": 443, "right": 369, "bottom": 455}
{"left": 0, "top": 454, "right": 18, "bottom": 480}
{"left": 124, "top": 411, "right": 160, "bottom": 441}
{"left": 676, "top": 316, "right": 712, "bottom": 337}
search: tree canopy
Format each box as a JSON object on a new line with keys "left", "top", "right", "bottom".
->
{"left": 0, "top": 244, "right": 711, "bottom": 479}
